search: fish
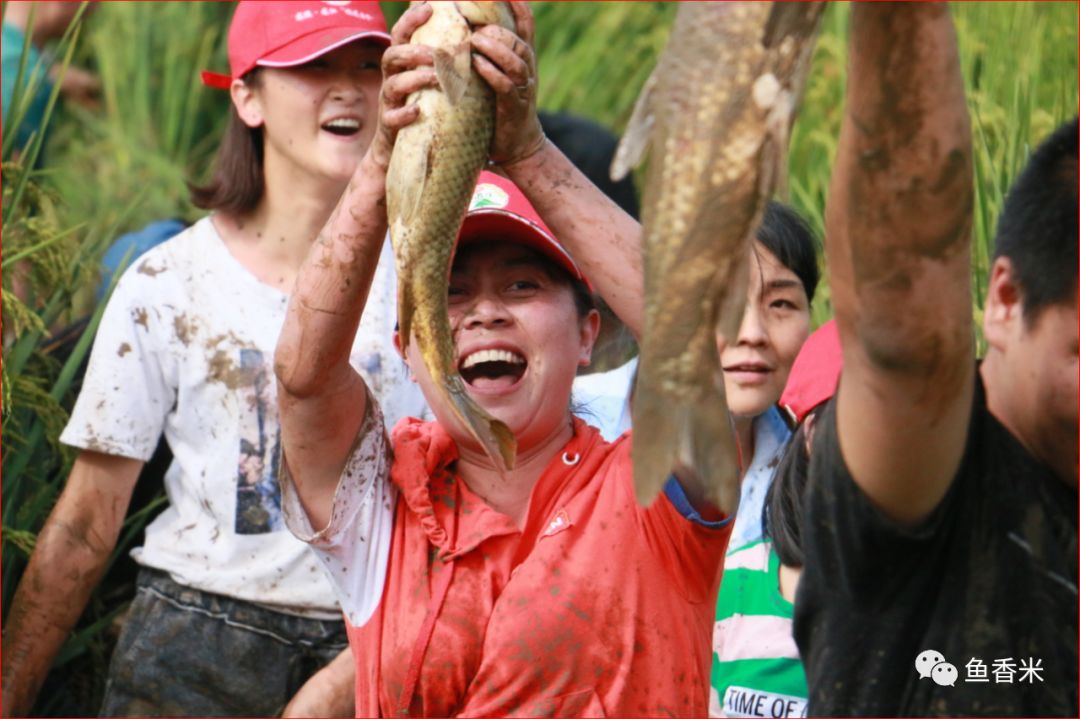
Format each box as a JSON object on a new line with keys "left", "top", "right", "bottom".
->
{"left": 386, "top": 1, "right": 518, "bottom": 472}
{"left": 611, "top": 2, "right": 825, "bottom": 509}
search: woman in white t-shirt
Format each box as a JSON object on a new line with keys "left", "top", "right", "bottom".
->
{"left": 0, "top": 2, "right": 430, "bottom": 716}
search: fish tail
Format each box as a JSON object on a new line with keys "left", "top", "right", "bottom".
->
{"left": 631, "top": 372, "right": 741, "bottom": 512}
{"left": 447, "top": 376, "right": 517, "bottom": 472}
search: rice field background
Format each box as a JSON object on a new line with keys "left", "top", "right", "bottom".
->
{"left": 2, "top": 2, "right": 1077, "bottom": 715}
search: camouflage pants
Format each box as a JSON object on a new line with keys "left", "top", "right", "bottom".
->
{"left": 99, "top": 567, "right": 347, "bottom": 718}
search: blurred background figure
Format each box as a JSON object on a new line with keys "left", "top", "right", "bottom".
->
{"left": 2, "top": 1, "right": 100, "bottom": 156}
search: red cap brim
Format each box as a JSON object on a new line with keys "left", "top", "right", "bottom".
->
{"left": 460, "top": 210, "right": 591, "bottom": 290}
{"left": 256, "top": 28, "right": 390, "bottom": 68}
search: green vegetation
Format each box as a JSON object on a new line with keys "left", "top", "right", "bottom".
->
{"left": 2, "top": 2, "right": 1075, "bottom": 714}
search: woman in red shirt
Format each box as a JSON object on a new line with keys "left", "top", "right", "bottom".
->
{"left": 275, "top": 4, "right": 734, "bottom": 716}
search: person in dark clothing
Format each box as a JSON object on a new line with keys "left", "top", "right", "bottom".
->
{"left": 793, "top": 4, "right": 1078, "bottom": 717}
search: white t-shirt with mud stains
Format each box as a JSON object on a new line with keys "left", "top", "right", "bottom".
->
{"left": 60, "top": 216, "right": 427, "bottom": 617}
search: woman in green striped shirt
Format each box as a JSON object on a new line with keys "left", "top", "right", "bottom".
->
{"left": 710, "top": 321, "right": 842, "bottom": 718}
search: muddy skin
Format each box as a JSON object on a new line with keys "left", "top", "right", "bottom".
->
{"left": 838, "top": 4, "right": 974, "bottom": 417}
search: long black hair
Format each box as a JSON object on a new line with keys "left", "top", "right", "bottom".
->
{"left": 762, "top": 404, "right": 823, "bottom": 567}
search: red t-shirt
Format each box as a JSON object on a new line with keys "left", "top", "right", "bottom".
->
{"left": 336, "top": 417, "right": 731, "bottom": 717}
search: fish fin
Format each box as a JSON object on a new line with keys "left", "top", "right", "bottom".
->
{"left": 433, "top": 42, "right": 472, "bottom": 106}
{"left": 762, "top": 89, "right": 795, "bottom": 202}
{"left": 631, "top": 367, "right": 741, "bottom": 513}
{"left": 610, "top": 71, "right": 658, "bottom": 181}
{"left": 448, "top": 377, "right": 517, "bottom": 472}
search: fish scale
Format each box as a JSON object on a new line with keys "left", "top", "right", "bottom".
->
{"left": 612, "top": 1, "right": 824, "bottom": 509}
{"left": 386, "top": 1, "right": 517, "bottom": 472}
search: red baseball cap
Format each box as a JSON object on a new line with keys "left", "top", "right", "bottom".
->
{"left": 458, "top": 171, "right": 590, "bottom": 289}
{"left": 780, "top": 319, "right": 843, "bottom": 425}
{"left": 201, "top": 1, "right": 390, "bottom": 90}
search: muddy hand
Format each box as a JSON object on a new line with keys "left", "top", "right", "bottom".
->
{"left": 367, "top": 2, "right": 438, "bottom": 172}
{"left": 470, "top": 1, "right": 544, "bottom": 167}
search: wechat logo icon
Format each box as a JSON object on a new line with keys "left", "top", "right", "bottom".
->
{"left": 915, "top": 650, "right": 957, "bottom": 687}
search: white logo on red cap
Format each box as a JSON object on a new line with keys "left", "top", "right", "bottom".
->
{"left": 297, "top": 2, "right": 375, "bottom": 23}
{"left": 470, "top": 184, "right": 510, "bottom": 211}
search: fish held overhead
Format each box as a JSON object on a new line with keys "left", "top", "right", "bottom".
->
{"left": 386, "top": 1, "right": 517, "bottom": 473}
{"left": 612, "top": 2, "right": 824, "bottom": 509}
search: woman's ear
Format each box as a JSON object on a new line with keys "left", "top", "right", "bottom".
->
{"left": 578, "top": 309, "right": 602, "bottom": 368}
{"left": 231, "top": 78, "right": 264, "bottom": 129}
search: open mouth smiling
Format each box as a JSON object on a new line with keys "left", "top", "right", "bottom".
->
{"left": 459, "top": 348, "right": 527, "bottom": 391}
{"left": 321, "top": 117, "right": 361, "bottom": 137}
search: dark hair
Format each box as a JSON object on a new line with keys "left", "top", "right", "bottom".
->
{"left": 189, "top": 70, "right": 265, "bottom": 214}
{"left": 993, "top": 116, "right": 1079, "bottom": 324}
{"left": 756, "top": 201, "right": 820, "bottom": 305}
{"left": 762, "top": 404, "right": 821, "bottom": 567}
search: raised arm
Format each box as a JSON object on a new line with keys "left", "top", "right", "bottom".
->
{"left": 470, "top": 1, "right": 645, "bottom": 340}
{"left": 828, "top": 3, "right": 974, "bottom": 525}
{"left": 274, "top": 6, "right": 437, "bottom": 529}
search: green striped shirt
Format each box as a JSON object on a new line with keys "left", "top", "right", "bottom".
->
{"left": 710, "top": 540, "right": 808, "bottom": 718}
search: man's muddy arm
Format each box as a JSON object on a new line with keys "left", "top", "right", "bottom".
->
{"left": 828, "top": 3, "right": 975, "bottom": 525}
{"left": 2, "top": 452, "right": 142, "bottom": 717}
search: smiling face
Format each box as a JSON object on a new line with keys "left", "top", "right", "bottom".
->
{"left": 233, "top": 40, "right": 383, "bottom": 189}
{"left": 718, "top": 242, "right": 812, "bottom": 419}
{"left": 403, "top": 242, "right": 599, "bottom": 454}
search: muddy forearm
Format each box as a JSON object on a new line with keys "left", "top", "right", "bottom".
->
{"left": 276, "top": 156, "right": 389, "bottom": 397}
{"left": 503, "top": 141, "right": 645, "bottom": 340}
{"left": 830, "top": 2, "right": 973, "bottom": 375}
{"left": 2, "top": 510, "right": 121, "bottom": 716}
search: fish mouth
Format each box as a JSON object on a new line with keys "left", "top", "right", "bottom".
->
{"left": 458, "top": 346, "right": 528, "bottom": 392}
{"left": 320, "top": 115, "right": 362, "bottom": 137}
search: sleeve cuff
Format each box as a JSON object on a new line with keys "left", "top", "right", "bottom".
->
{"left": 663, "top": 476, "right": 732, "bottom": 528}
